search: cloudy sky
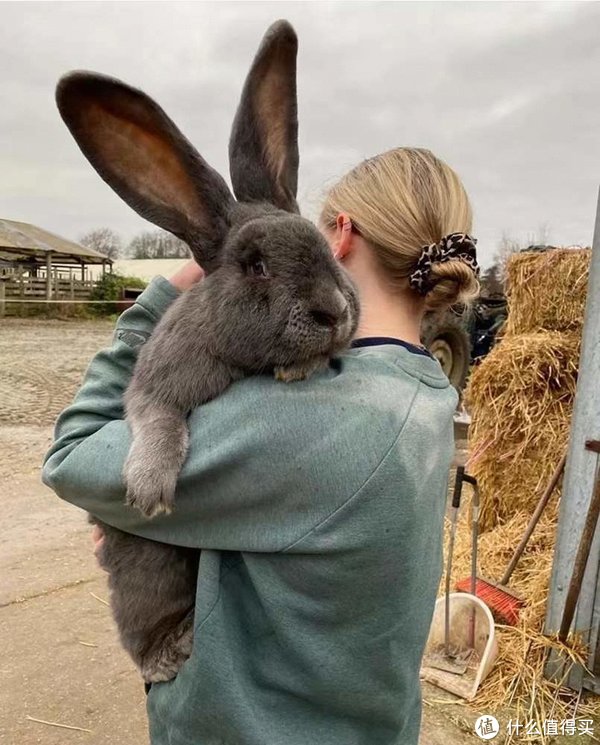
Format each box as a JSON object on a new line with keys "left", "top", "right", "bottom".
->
{"left": 1, "top": 1, "right": 599, "bottom": 267}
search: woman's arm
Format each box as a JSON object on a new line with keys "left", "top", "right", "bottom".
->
{"left": 42, "top": 274, "right": 393, "bottom": 553}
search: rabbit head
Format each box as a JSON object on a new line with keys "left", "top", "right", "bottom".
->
{"left": 56, "top": 20, "right": 359, "bottom": 370}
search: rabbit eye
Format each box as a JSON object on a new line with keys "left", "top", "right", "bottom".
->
{"left": 248, "top": 258, "right": 268, "bottom": 278}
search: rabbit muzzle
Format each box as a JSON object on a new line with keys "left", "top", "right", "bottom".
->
{"left": 305, "top": 283, "right": 358, "bottom": 356}
{"left": 310, "top": 288, "right": 348, "bottom": 329}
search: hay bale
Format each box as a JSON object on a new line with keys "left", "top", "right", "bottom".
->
{"left": 504, "top": 248, "right": 590, "bottom": 337}
{"left": 465, "top": 331, "right": 580, "bottom": 531}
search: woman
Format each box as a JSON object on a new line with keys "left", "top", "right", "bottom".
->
{"left": 43, "top": 147, "right": 479, "bottom": 745}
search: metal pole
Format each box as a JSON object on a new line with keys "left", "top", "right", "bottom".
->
{"left": 544, "top": 187, "right": 600, "bottom": 692}
{"left": 558, "top": 445, "right": 600, "bottom": 643}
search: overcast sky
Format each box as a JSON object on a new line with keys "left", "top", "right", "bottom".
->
{"left": 1, "top": 1, "right": 599, "bottom": 267}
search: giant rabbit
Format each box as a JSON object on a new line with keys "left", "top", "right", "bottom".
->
{"left": 56, "top": 20, "right": 360, "bottom": 683}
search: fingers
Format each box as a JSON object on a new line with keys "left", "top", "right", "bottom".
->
{"left": 91, "top": 524, "right": 104, "bottom": 545}
{"left": 168, "top": 259, "right": 205, "bottom": 292}
{"left": 91, "top": 525, "right": 108, "bottom": 571}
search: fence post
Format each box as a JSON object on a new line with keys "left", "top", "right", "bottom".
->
{"left": 18, "top": 266, "right": 24, "bottom": 315}
{"left": 45, "top": 252, "right": 52, "bottom": 300}
{"left": 0, "top": 280, "right": 5, "bottom": 318}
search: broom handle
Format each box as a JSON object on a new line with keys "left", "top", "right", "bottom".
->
{"left": 445, "top": 467, "right": 465, "bottom": 654}
{"left": 499, "top": 452, "right": 567, "bottom": 586}
{"left": 462, "top": 474, "right": 479, "bottom": 596}
{"left": 462, "top": 472, "right": 479, "bottom": 649}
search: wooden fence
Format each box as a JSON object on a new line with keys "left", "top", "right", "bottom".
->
{"left": 0, "top": 270, "right": 96, "bottom": 317}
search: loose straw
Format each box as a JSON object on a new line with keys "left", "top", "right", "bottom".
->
{"left": 26, "top": 715, "right": 92, "bottom": 733}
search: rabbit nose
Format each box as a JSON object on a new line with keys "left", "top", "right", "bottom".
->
{"left": 311, "top": 290, "right": 348, "bottom": 328}
{"left": 311, "top": 309, "right": 339, "bottom": 328}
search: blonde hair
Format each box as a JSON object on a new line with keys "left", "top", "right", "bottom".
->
{"left": 320, "top": 148, "right": 480, "bottom": 311}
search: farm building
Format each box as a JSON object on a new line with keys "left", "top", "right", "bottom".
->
{"left": 87, "top": 258, "right": 188, "bottom": 283}
{"left": 0, "top": 218, "right": 112, "bottom": 314}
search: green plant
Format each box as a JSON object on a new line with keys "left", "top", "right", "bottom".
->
{"left": 90, "top": 273, "right": 147, "bottom": 315}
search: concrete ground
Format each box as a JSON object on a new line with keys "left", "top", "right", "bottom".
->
{"left": 1, "top": 318, "right": 591, "bottom": 745}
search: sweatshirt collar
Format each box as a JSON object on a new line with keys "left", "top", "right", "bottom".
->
{"left": 351, "top": 336, "right": 434, "bottom": 360}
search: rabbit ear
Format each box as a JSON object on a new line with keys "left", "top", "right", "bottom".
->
{"left": 56, "top": 71, "right": 234, "bottom": 270}
{"left": 229, "top": 20, "right": 299, "bottom": 214}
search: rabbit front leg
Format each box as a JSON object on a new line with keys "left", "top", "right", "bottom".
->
{"left": 123, "top": 334, "right": 239, "bottom": 517}
{"left": 124, "top": 401, "right": 189, "bottom": 517}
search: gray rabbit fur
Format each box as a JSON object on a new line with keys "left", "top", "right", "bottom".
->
{"left": 56, "top": 20, "right": 360, "bottom": 683}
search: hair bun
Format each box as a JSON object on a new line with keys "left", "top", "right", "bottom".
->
{"left": 425, "top": 259, "right": 480, "bottom": 311}
{"left": 409, "top": 233, "right": 479, "bottom": 296}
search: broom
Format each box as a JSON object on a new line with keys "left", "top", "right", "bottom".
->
{"left": 456, "top": 453, "right": 566, "bottom": 625}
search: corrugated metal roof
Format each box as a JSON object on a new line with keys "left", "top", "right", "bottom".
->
{"left": 0, "top": 218, "right": 112, "bottom": 265}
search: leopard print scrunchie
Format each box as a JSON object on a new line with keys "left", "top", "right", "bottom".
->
{"left": 408, "top": 232, "right": 479, "bottom": 296}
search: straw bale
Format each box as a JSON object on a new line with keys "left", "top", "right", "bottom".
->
{"left": 504, "top": 248, "right": 590, "bottom": 337}
{"left": 465, "top": 331, "right": 580, "bottom": 531}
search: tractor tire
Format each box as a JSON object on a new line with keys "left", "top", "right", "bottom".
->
{"left": 421, "top": 313, "right": 471, "bottom": 393}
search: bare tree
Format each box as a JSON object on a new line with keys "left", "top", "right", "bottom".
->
{"left": 79, "top": 227, "right": 123, "bottom": 260}
{"left": 526, "top": 222, "right": 552, "bottom": 248}
{"left": 128, "top": 231, "right": 156, "bottom": 259}
{"left": 495, "top": 231, "right": 522, "bottom": 282}
{"left": 494, "top": 224, "right": 553, "bottom": 282}
{"left": 480, "top": 263, "right": 504, "bottom": 297}
{"left": 127, "top": 230, "right": 191, "bottom": 259}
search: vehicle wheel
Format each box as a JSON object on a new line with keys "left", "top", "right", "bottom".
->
{"left": 421, "top": 314, "right": 471, "bottom": 392}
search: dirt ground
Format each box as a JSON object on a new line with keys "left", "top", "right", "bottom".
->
{"left": 0, "top": 318, "right": 588, "bottom": 745}
{"left": 1, "top": 319, "right": 149, "bottom": 745}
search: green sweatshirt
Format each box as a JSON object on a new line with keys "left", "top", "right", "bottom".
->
{"left": 42, "top": 276, "right": 457, "bottom": 745}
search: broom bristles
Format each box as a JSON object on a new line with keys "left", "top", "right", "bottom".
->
{"left": 455, "top": 576, "right": 525, "bottom": 626}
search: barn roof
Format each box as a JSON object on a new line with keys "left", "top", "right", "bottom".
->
{"left": 0, "top": 218, "right": 112, "bottom": 265}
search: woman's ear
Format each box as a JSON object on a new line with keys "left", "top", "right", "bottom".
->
{"left": 332, "top": 213, "right": 355, "bottom": 261}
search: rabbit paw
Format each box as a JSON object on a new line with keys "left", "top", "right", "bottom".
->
{"left": 124, "top": 461, "right": 177, "bottom": 518}
{"left": 141, "top": 618, "right": 194, "bottom": 683}
{"left": 274, "top": 357, "right": 327, "bottom": 383}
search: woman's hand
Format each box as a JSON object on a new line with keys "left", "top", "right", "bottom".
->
{"left": 168, "top": 259, "right": 205, "bottom": 292}
{"left": 92, "top": 524, "right": 108, "bottom": 571}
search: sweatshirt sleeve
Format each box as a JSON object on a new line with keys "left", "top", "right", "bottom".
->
{"left": 42, "top": 278, "right": 394, "bottom": 553}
